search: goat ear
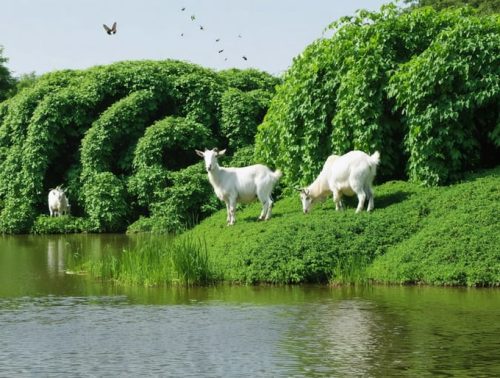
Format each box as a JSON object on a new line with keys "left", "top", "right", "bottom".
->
{"left": 195, "top": 149, "right": 205, "bottom": 157}
{"left": 217, "top": 149, "right": 226, "bottom": 157}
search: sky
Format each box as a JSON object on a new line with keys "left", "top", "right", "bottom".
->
{"left": 1, "top": 0, "right": 393, "bottom": 77}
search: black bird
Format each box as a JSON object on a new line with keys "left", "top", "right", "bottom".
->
{"left": 224, "top": 58, "right": 228, "bottom": 61}
{"left": 103, "top": 22, "right": 117, "bottom": 35}
{"left": 238, "top": 34, "right": 242, "bottom": 38}
{"left": 181, "top": 7, "right": 186, "bottom": 11}
{"left": 218, "top": 49, "right": 224, "bottom": 53}
{"left": 200, "top": 25, "right": 204, "bottom": 30}
{"left": 242, "top": 56, "right": 247, "bottom": 61}
{"left": 215, "top": 38, "right": 220, "bottom": 42}
{"left": 181, "top": 33, "right": 184, "bottom": 37}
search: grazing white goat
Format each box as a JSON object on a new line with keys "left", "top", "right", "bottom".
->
{"left": 300, "top": 150, "right": 380, "bottom": 214}
{"left": 48, "top": 186, "right": 70, "bottom": 217}
{"left": 196, "top": 148, "right": 282, "bottom": 225}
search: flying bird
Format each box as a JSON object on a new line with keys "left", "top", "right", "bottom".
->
{"left": 191, "top": 15, "right": 196, "bottom": 21}
{"left": 215, "top": 38, "right": 220, "bottom": 42}
{"left": 103, "top": 22, "right": 117, "bottom": 35}
{"left": 181, "top": 33, "right": 184, "bottom": 37}
{"left": 200, "top": 25, "right": 204, "bottom": 30}
{"left": 181, "top": 7, "right": 186, "bottom": 11}
{"left": 238, "top": 34, "right": 242, "bottom": 38}
{"left": 218, "top": 49, "right": 224, "bottom": 53}
{"left": 242, "top": 56, "right": 248, "bottom": 61}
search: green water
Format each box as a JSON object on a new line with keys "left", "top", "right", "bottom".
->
{"left": 1, "top": 235, "right": 499, "bottom": 376}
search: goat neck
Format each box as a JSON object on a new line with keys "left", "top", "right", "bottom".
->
{"left": 307, "top": 175, "right": 330, "bottom": 202}
{"left": 207, "top": 159, "right": 223, "bottom": 184}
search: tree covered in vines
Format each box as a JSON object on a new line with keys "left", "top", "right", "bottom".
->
{"left": 0, "top": 60, "right": 279, "bottom": 233}
{"left": 255, "top": 4, "right": 499, "bottom": 187}
{"left": 405, "top": 0, "right": 500, "bottom": 15}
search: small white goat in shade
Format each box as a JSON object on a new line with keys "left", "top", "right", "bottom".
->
{"left": 48, "top": 186, "right": 70, "bottom": 217}
{"left": 196, "top": 148, "right": 282, "bottom": 225}
{"left": 299, "top": 150, "right": 380, "bottom": 214}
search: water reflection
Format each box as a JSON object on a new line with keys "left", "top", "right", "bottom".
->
{"left": 0, "top": 234, "right": 133, "bottom": 297}
{"left": 46, "top": 238, "right": 65, "bottom": 277}
{"left": 279, "top": 298, "right": 380, "bottom": 376}
{"left": 323, "top": 300, "right": 378, "bottom": 375}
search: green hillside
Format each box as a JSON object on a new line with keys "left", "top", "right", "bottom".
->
{"left": 183, "top": 167, "right": 499, "bottom": 286}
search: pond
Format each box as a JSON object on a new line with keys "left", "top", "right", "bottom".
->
{"left": 1, "top": 235, "right": 499, "bottom": 376}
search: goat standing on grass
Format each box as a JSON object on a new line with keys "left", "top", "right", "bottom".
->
{"left": 48, "top": 186, "right": 70, "bottom": 217}
{"left": 196, "top": 148, "right": 282, "bottom": 225}
{"left": 299, "top": 151, "right": 380, "bottom": 214}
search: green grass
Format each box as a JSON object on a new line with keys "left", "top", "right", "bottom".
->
{"left": 79, "top": 234, "right": 218, "bottom": 286}
{"left": 185, "top": 166, "right": 500, "bottom": 287}
{"left": 367, "top": 169, "right": 500, "bottom": 286}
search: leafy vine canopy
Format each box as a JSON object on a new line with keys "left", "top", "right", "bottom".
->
{"left": 0, "top": 60, "right": 279, "bottom": 233}
{"left": 255, "top": 4, "right": 499, "bottom": 187}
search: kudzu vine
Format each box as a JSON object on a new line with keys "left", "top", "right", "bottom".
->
{"left": 0, "top": 60, "right": 279, "bottom": 233}
{"left": 255, "top": 5, "right": 499, "bottom": 187}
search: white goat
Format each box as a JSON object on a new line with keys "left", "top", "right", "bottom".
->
{"left": 300, "top": 151, "right": 380, "bottom": 214}
{"left": 48, "top": 186, "right": 70, "bottom": 217}
{"left": 196, "top": 148, "right": 282, "bottom": 225}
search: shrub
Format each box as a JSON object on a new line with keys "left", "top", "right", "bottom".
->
{"left": 128, "top": 162, "right": 221, "bottom": 234}
{"left": 31, "top": 215, "right": 92, "bottom": 234}
{"left": 128, "top": 116, "right": 213, "bottom": 208}
{"left": 83, "top": 172, "right": 128, "bottom": 232}
{"left": 387, "top": 13, "right": 500, "bottom": 184}
{"left": 221, "top": 89, "right": 272, "bottom": 149}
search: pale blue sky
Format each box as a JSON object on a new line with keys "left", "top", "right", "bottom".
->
{"left": 1, "top": 0, "right": 393, "bottom": 77}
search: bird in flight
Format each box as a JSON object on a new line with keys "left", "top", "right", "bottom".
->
{"left": 191, "top": 15, "right": 196, "bottom": 21}
{"left": 215, "top": 38, "right": 220, "bottom": 42}
{"left": 103, "top": 22, "right": 117, "bottom": 35}
{"left": 181, "top": 7, "right": 186, "bottom": 11}
{"left": 200, "top": 25, "right": 204, "bottom": 30}
{"left": 218, "top": 49, "right": 224, "bottom": 53}
{"left": 242, "top": 56, "right": 248, "bottom": 61}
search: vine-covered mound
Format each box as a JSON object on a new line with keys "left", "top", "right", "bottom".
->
{"left": 184, "top": 166, "right": 499, "bottom": 287}
{"left": 0, "top": 60, "right": 279, "bottom": 233}
{"left": 255, "top": 5, "right": 499, "bottom": 188}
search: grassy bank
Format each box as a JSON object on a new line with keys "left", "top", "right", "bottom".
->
{"left": 78, "top": 167, "right": 499, "bottom": 287}
{"left": 184, "top": 166, "right": 499, "bottom": 286}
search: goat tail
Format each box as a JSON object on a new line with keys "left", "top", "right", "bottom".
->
{"left": 369, "top": 151, "right": 380, "bottom": 167}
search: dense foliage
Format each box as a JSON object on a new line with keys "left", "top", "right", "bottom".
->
{"left": 255, "top": 5, "right": 499, "bottom": 187}
{"left": 405, "top": 0, "right": 500, "bottom": 15}
{"left": 0, "top": 60, "right": 279, "bottom": 233}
